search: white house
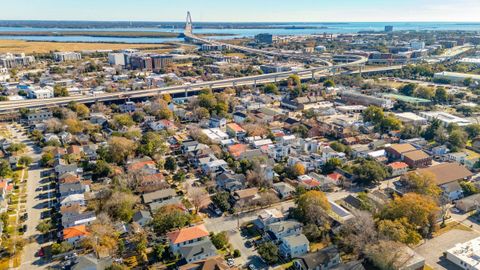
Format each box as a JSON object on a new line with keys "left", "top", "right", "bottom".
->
{"left": 280, "top": 234, "right": 310, "bottom": 258}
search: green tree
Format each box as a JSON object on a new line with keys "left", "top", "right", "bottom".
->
{"left": 36, "top": 219, "right": 53, "bottom": 234}
{"left": 323, "top": 79, "right": 336, "bottom": 88}
{"left": 212, "top": 191, "right": 231, "bottom": 212}
{"left": 164, "top": 156, "right": 177, "bottom": 172}
{"left": 363, "top": 106, "right": 384, "bottom": 124}
{"left": 113, "top": 114, "right": 135, "bottom": 128}
{"left": 0, "top": 160, "right": 12, "bottom": 178}
{"left": 330, "top": 141, "right": 349, "bottom": 153}
{"left": 153, "top": 244, "right": 165, "bottom": 261}
{"left": 415, "top": 86, "right": 435, "bottom": 100}
{"left": 210, "top": 231, "right": 229, "bottom": 249}
{"left": 380, "top": 115, "right": 402, "bottom": 132}
{"left": 323, "top": 157, "right": 342, "bottom": 174}
{"left": 353, "top": 159, "right": 389, "bottom": 186}
{"left": 263, "top": 83, "right": 279, "bottom": 94}
{"left": 423, "top": 119, "right": 441, "bottom": 141}
{"left": 93, "top": 160, "right": 112, "bottom": 178}
{"left": 151, "top": 205, "right": 192, "bottom": 234}
{"left": 460, "top": 181, "right": 480, "bottom": 196}
{"left": 435, "top": 87, "right": 448, "bottom": 103}
{"left": 51, "top": 241, "right": 73, "bottom": 255}
{"left": 137, "top": 132, "right": 167, "bottom": 157}
{"left": 107, "top": 136, "right": 137, "bottom": 164}
{"left": 53, "top": 85, "right": 69, "bottom": 97}
{"left": 399, "top": 83, "right": 417, "bottom": 96}
{"left": 465, "top": 124, "right": 480, "bottom": 139}
{"left": 18, "top": 156, "right": 33, "bottom": 167}
{"left": 448, "top": 129, "right": 467, "bottom": 152}
{"left": 40, "top": 152, "right": 55, "bottom": 167}
{"left": 464, "top": 77, "right": 474, "bottom": 86}
{"left": 257, "top": 242, "right": 279, "bottom": 264}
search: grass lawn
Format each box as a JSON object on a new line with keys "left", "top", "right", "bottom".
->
{"left": 278, "top": 261, "right": 294, "bottom": 269}
{"left": 225, "top": 52, "right": 246, "bottom": 59}
{"left": 0, "top": 39, "right": 180, "bottom": 54}
{"left": 310, "top": 242, "right": 327, "bottom": 252}
{"left": 433, "top": 221, "right": 473, "bottom": 237}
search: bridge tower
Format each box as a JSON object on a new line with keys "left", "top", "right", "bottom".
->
{"left": 185, "top": 11, "right": 193, "bottom": 34}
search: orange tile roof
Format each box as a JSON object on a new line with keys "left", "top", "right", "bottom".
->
{"left": 167, "top": 224, "right": 209, "bottom": 244}
{"left": 127, "top": 160, "right": 156, "bottom": 171}
{"left": 388, "top": 162, "right": 409, "bottom": 170}
{"left": 302, "top": 179, "right": 321, "bottom": 187}
{"left": 327, "top": 172, "right": 343, "bottom": 181}
{"left": 60, "top": 174, "right": 80, "bottom": 184}
{"left": 227, "top": 123, "right": 245, "bottom": 133}
{"left": 67, "top": 145, "right": 82, "bottom": 155}
{"left": 228, "top": 144, "right": 248, "bottom": 158}
{"left": 63, "top": 225, "right": 89, "bottom": 239}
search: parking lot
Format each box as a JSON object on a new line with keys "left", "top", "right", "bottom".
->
{"left": 415, "top": 227, "right": 480, "bottom": 269}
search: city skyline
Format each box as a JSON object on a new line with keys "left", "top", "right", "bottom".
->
{"left": 2, "top": 0, "right": 480, "bottom": 22}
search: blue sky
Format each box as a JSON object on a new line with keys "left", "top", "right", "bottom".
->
{"left": 3, "top": 0, "right": 480, "bottom": 22}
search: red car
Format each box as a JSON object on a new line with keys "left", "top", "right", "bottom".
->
{"left": 36, "top": 248, "right": 44, "bottom": 257}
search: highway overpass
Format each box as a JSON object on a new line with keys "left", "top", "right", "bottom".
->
{"left": 0, "top": 62, "right": 413, "bottom": 114}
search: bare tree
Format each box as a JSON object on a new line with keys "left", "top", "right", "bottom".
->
{"left": 188, "top": 187, "right": 209, "bottom": 213}
{"left": 364, "top": 240, "right": 412, "bottom": 270}
{"left": 338, "top": 210, "right": 378, "bottom": 256}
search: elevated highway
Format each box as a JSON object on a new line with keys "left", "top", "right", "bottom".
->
{"left": 0, "top": 13, "right": 387, "bottom": 114}
{"left": 0, "top": 57, "right": 410, "bottom": 114}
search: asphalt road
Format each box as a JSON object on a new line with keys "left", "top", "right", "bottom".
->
{"left": 202, "top": 190, "right": 353, "bottom": 268}
{"left": 8, "top": 125, "right": 54, "bottom": 270}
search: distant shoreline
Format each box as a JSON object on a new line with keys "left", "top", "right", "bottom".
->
{"left": 0, "top": 31, "right": 234, "bottom": 38}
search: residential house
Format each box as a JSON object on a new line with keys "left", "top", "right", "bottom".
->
{"left": 273, "top": 182, "right": 296, "bottom": 199}
{"left": 149, "top": 119, "right": 176, "bottom": 131}
{"left": 226, "top": 123, "right": 247, "bottom": 140}
{"left": 59, "top": 182, "right": 88, "bottom": 199}
{"left": 255, "top": 209, "right": 285, "bottom": 230}
{"left": 132, "top": 210, "right": 153, "bottom": 227}
{"left": 267, "top": 220, "right": 303, "bottom": 240}
{"left": 293, "top": 246, "right": 342, "bottom": 270}
{"left": 55, "top": 164, "right": 80, "bottom": 176}
{"left": 61, "top": 211, "right": 96, "bottom": 228}
{"left": 216, "top": 172, "right": 246, "bottom": 192}
{"left": 167, "top": 224, "right": 210, "bottom": 253}
{"left": 232, "top": 188, "right": 259, "bottom": 207}
{"left": 280, "top": 234, "right": 310, "bottom": 258}
{"left": 142, "top": 188, "right": 177, "bottom": 204}
{"left": 178, "top": 255, "right": 236, "bottom": 270}
{"left": 233, "top": 111, "right": 247, "bottom": 124}
{"left": 60, "top": 193, "right": 86, "bottom": 207}
{"left": 202, "top": 159, "right": 228, "bottom": 174}
{"left": 179, "top": 239, "right": 217, "bottom": 264}
{"left": 63, "top": 224, "right": 89, "bottom": 245}
{"left": 209, "top": 116, "right": 227, "bottom": 129}
{"left": 455, "top": 193, "right": 480, "bottom": 213}
{"left": 71, "top": 254, "right": 112, "bottom": 270}
{"left": 415, "top": 162, "right": 473, "bottom": 201}
{"left": 388, "top": 162, "right": 409, "bottom": 177}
